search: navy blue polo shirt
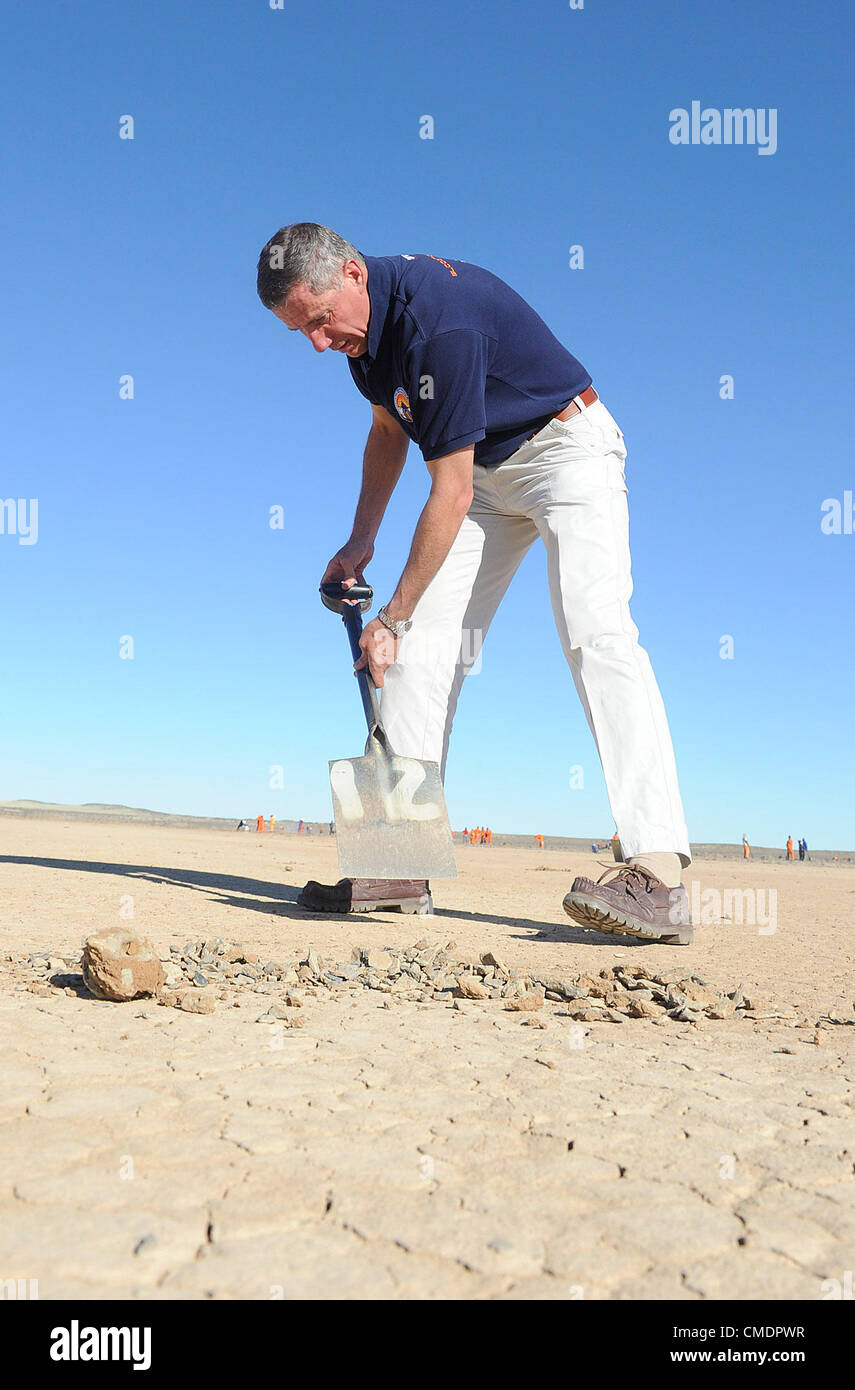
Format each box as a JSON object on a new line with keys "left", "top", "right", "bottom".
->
{"left": 348, "top": 255, "right": 592, "bottom": 466}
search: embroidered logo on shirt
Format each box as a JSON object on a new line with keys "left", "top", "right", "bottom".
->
{"left": 393, "top": 387, "right": 413, "bottom": 422}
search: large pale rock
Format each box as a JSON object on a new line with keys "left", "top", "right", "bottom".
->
{"left": 455, "top": 976, "right": 490, "bottom": 1000}
{"left": 505, "top": 991, "right": 544, "bottom": 1012}
{"left": 81, "top": 930, "right": 165, "bottom": 1002}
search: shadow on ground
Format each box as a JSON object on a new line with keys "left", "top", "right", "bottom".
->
{"left": 0, "top": 855, "right": 633, "bottom": 945}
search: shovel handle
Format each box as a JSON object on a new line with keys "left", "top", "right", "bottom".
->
{"left": 320, "top": 582, "right": 388, "bottom": 747}
{"left": 319, "top": 580, "right": 373, "bottom": 614}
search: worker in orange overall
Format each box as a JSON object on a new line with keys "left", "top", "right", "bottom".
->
{"left": 743, "top": 834, "right": 750, "bottom": 860}
{"left": 786, "top": 836, "right": 794, "bottom": 861}
{"left": 269, "top": 815, "right": 276, "bottom": 834}
{"left": 256, "top": 814, "right": 264, "bottom": 833}
{"left": 486, "top": 827, "right": 493, "bottom": 845}
{"left": 535, "top": 833, "right": 544, "bottom": 849}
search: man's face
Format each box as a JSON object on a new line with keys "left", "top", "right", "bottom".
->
{"left": 272, "top": 257, "right": 370, "bottom": 357}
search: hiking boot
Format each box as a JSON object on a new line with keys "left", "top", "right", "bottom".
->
{"left": 296, "top": 878, "right": 433, "bottom": 915}
{"left": 562, "top": 863, "right": 693, "bottom": 945}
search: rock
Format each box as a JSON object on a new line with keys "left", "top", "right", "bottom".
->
{"left": 455, "top": 976, "right": 490, "bottom": 1000}
{"left": 174, "top": 989, "right": 216, "bottom": 1015}
{"left": 532, "top": 975, "right": 583, "bottom": 1001}
{"left": 670, "top": 1005, "right": 703, "bottom": 1023}
{"left": 678, "top": 980, "right": 721, "bottom": 1007}
{"left": 505, "top": 991, "right": 544, "bottom": 1012}
{"left": 628, "top": 997, "right": 665, "bottom": 1019}
{"left": 604, "top": 990, "right": 633, "bottom": 1009}
{"left": 363, "top": 948, "right": 395, "bottom": 971}
{"left": 706, "top": 999, "right": 735, "bottom": 1020}
{"left": 743, "top": 993, "right": 773, "bottom": 1012}
{"left": 481, "top": 952, "right": 510, "bottom": 973}
{"left": 573, "top": 972, "right": 612, "bottom": 999}
{"left": 81, "top": 930, "right": 165, "bottom": 1002}
{"left": 563, "top": 1001, "right": 604, "bottom": 1023}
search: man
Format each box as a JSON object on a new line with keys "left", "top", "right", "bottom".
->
{"left": 256, "top": 224, "right": 693, "bottom": 945}
{"left": 787, "top": 836, "right": 794, "bottom": 861}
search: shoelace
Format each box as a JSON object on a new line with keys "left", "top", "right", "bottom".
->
{"left": 593, "top": 863, "right": 662, "bottom": 900}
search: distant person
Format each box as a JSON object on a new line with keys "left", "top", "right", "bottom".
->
{"left": 743, "top": 834, "right": 750, "bottom": 861}
{"left": 462, "top": 826, "right": 469, "bottom": 839}
{"left": 329, "top": 821, "right": 334, "bottom": 835}
{"left": 256, "top": 814, "right": 264, "bottom": 833}
{"left": 486, "top": 827, "right": 492, "bottom": 845}
{"left": 269, "top": 815, "right": 276, "bottom": 834}
{"left": 798, "top": 837, "right": 806, "bottom": 861}
{"left": 535, "top": 833, "right": 544, "bottom": 849}
{"left": 297, "top": 819, "right": 304, "bottom": 834}
{"left": 786, "top": 836, "right": 794, "bottom": 861}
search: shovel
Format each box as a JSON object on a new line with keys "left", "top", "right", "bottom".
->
{"left": 320, "top": 581, "right": 457, "bottom": 880}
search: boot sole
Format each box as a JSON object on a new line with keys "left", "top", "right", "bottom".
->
{"left": 352, "top": 894, "right": 434, "bottom": 916}
{"left": 562, "top": 892, "right": 694, "bottom": 946}
{"left": 297, "top": 893, "right": 434, "bottom": 916}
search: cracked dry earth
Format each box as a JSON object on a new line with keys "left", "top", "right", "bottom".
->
{"left": 1, "top": 817, "right": 854, "bottom": 1300}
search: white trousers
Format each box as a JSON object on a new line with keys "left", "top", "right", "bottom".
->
{"left": 380, "top": 399, "right": 691, "bottom": 867}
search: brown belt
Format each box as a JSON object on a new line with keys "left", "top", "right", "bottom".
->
{"left": 527, "top": 385, "right": 598, "bottom": 441}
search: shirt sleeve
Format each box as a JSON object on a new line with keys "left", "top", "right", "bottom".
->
{"left": 404, "top": 330, "right": 489, "bottom": 461}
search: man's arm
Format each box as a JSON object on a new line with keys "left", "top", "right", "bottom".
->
{"left": 321, "top": 405, "right": 410, "bottom": 585}
{"left": 384, "top": 445, "right": 475, "bottom": 620}
{"left": 355, "top": 445, "right": 475, "bottom": 685}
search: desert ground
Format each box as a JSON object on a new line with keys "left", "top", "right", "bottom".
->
{"left": 1, "top": 813, "right": 853, "bottom": 1301}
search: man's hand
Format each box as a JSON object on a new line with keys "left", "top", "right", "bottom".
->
{"left": 321, "top": 539, "right": 374, "bottom": 591}
{"left": 354, "top": 617, "right": 398, "bottom": 687}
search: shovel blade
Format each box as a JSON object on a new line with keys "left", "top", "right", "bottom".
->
{"left": 329, "top": 751, "right": 458, "bottom": 880}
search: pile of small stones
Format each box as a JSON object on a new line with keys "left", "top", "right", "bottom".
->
{"left": 20, "top": 937, "right": 798, "bottom": 1026}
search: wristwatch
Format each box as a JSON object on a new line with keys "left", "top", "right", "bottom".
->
{"left": 377, "top": 605, "right": 412, "bottom": 638}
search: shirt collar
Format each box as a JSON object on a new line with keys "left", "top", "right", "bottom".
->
{"left": 362, "top": 256, "right": 396, "bottom": 361}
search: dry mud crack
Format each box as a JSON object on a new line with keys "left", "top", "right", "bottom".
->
{"left": 1, "top": 820, "right": 853, "bottom": 1299}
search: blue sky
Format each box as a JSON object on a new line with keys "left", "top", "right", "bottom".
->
{"left": 1, "top": 0, "right": 852, "bottom": 847}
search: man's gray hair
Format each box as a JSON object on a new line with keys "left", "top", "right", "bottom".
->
{"left": 256, "top": 223, "right": 365, "bottom": 310}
